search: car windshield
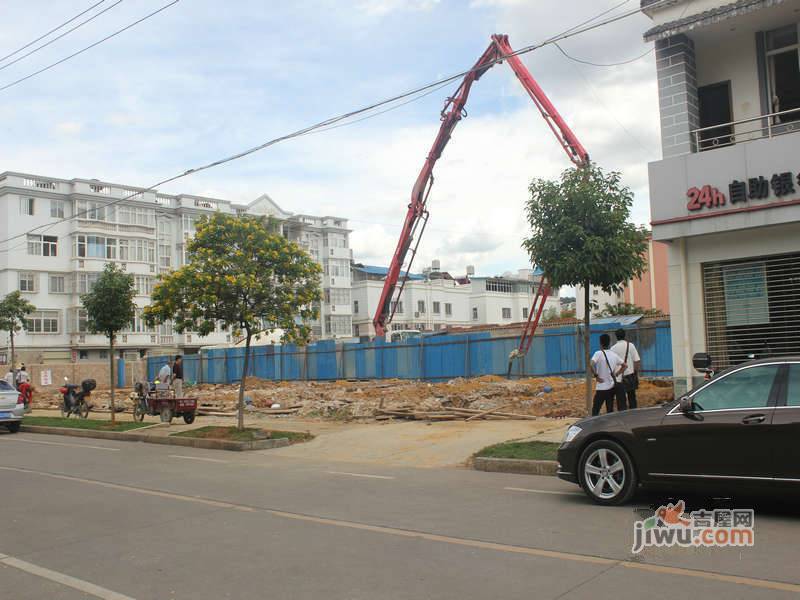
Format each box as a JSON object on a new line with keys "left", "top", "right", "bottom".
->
{"left": 0, "top": 379, "right": 14, "bottom": 391}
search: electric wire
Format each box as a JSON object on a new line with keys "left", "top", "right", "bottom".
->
{"left": 0, "top": 0, "right": 106, "bottom": 64}
{"left": 0, "top": 0, "right": 678, "bottom": 252}
{"left": 554, "top": 43, "right": 654, "bottom": 67}
{"left": 0, "top": 0, "right": 179, "bottom": 94}
{"left": 0, "top": 1, "right": 125, "bottom": 74}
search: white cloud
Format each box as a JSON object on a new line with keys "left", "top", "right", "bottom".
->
{"left": 356, "top": 0, "right": 439, "bottom": 17}
{"left": 54, "top": 121, "right": 83, "bottom": 136}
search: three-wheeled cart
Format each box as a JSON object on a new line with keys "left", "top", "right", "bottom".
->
{"left": 132, "top": 382, "right": 197, "bottom": 424}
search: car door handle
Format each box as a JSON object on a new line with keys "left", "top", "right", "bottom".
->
{"left": 741, "top": 414, "right": 766, "bottom": 424}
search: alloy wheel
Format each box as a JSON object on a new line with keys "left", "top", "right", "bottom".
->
{"left": 583, "top": 447, "right": 626, "bottom": 500}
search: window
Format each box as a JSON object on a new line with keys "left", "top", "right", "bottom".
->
{"left": 19, "top": 272, "right": 37, "bottom": 292}
{"left": 49, "top": 275, "right": 66, "bottom": 293}
{"left": 486, "top": 280, "right": 513, "bottom": 293}
{"left": 135, "top": 275, "right": 155, "bottom": 296}
{"left": 106, "top": 238, "right": 117, "bottom": 259}
{"left": 788, "top": 364, "right": 800, "bottom": 406}
{"left": 766, "top": 24, "right": 800, "bottom": 122}
{"left": 79, "top": 350, "right": 88, "bottom": 360}
{"left": 690, "top": 365, "right": 780, "bottom": 411}
{"left": 433, "top": 301, "right": 441, "bottom": 314}
{"left": 445, "top": 303, "right": 452, "bottom": 316}
{"left": 27, "top": 234, "right": 41, "bottom": 255}
{"left": 26, "top": 310, "right": 59, "bottom": 333}
{"left": 77, "top": 199, "right": 114, "bottom": 222}
{"left": 99, "top": 350, "right": 108, "bottom": 360}
{"left": 77, "top": 272, "right": 100, "bottom": 294}
{"left": 328, "top": 288, "right": 350, "bottom": 305}
{"left": 472, "top": 307, "right": 478, "bottom": 320}
{"left": 391, "top": 301, "right": 403, "bottom": 314}
{"left": 417, "top": 300, "right": 425, "bottom": 314}
{"left": 159, "top": 243, "right": 171, "bottom": 268}
{"left": 324, "top": 315, "right": 352, "bottom": 336}
{"left": 353, "top": 300, "right": 359, "bottom": 314}
{"left": 522, "top": 307, "right": 529, "bottom": 319}
{"left": 20, "top": 197, "right": 34, "bottom": 215}
{"left": 502, "top": 307, "right": 512, "bottom": 319}
{"left": 28, "top": 235, "right": 57, "bottom": 256}
{"left": 50, "top": 199, "right": 65, "bottom": 218}
{"left": 119, "top": 239, "right": 129, "bottom": 261}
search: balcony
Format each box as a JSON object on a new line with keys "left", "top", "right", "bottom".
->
{"left": 693, "top": 107, "right": 800, "bottom": 153}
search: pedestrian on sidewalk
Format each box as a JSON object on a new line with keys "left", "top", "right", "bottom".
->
{"left": 590, "top": 333, "right": 625, "bottom": 416}
{"left": 172, "top": 355, "right": 183, "bottom": 398}
{"left": 611, "top": 328, "right": 641, "bottom": 409}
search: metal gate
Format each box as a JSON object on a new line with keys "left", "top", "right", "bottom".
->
{"left": 703, "top": 251, "right": 800, "bottom": 370}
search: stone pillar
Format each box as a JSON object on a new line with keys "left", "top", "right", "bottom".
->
{"left": 655, "top": 33, "right": 699, "bottom": 157}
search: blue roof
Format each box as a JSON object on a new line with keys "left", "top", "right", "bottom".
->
{"left": 354, "top": 265, "right": 425, "bottom": 280}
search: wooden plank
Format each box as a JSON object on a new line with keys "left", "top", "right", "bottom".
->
{"left": 466, "top": 404, "right": 512, "bottom": 422}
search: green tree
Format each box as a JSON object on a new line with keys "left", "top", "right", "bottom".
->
{"left": 144, "top": 214, "right": 322, "bottom": 430}
{"left": 81, "top": 263, "right": 136, "bottom": 423}
{"left": 541, "top": 307, "right": 561, "bottom": 322}
{"left": 523, "top": 164, "right": 648, "bottom": 413}
{"left": 598, "top": 302, "right": 664, "bottom": 318}
{"left": 0, "top": 291, "right": 36, "bottom": 376}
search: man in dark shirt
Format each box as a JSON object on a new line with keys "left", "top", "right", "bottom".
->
{"left": 172, "top": 355, "right": 183, "bottom": 398}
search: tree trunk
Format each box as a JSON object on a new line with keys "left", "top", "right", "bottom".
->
{"left": 109, "top": 335, "right": 116, "bottom": 425}
{"left": 584, "top": 281, "right": 592, "bottom": 415}
{"left": 237, "top": 331, "right": 252, "bottom": 431}
{"left": 10, "top": 330, "right": 15, "bottom": 382}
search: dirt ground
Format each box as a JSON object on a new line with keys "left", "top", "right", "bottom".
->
{"left": 32, "top": 375, "right": 674, "bottom": 420}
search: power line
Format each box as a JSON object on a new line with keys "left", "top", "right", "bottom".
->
{"left": 0, "top": 0, "right": 106, "bottom": 64}
{"left": 0, "top": 0, "right": 179, "bottom": 94}
{"left": 0, "top": 1, "right": 125, "bottom": 74}
{"left": 0, "top": 0, "right": 676, "bottom": 251}
{"left": 555, "top": 43, "right": 654, "bottom": 67}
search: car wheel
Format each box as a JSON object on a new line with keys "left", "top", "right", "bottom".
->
{"left": 7, "top": 421, "right": 20, "bottom": 433}
{"left": 183, "top": 412, "right": 195, "bottom": 425}
{"left": 578, "top": 439, "right": 637, "bottom": 506}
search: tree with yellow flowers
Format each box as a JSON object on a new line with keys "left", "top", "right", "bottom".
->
{"left": 145, "top": 214, "right": 322, "bottom": 430}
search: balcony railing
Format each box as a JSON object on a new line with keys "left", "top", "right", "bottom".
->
{"left": 692, "top": 106, "right": 800, "bottom": 152}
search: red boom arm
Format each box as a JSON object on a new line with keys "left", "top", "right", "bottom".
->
{"left": 372, "top": 34, "right": 588, "bottom": 338}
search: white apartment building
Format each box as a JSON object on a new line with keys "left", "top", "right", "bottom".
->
{"left": 642, "top": 0, "right": 800, "bottom": 392}
{"left": 351, "top": 263, "right": 560, "bottom": 338}
{"left": 0, "top": 172, "right": 351, "bottom": 363}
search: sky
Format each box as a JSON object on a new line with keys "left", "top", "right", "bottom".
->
{"left": 0, "top": 0, "right": 661, "bottom": 280}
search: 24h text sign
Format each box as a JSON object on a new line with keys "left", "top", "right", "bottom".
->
{"left": 686, "top": 171, "right": 798, "bottom": 213}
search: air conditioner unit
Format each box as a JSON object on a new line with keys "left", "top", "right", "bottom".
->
{"left": 78, "top": 260, "right": 85, "bottom": 268}
{"left": 121, "top": 335, "right": 128, "bottom": 343}
{"left": 414, "top": 312, "right": 420, "bottom": 318}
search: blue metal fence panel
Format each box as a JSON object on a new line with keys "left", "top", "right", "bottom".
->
{"left": 143, "top": 322, "right": 673, "bottom": 384}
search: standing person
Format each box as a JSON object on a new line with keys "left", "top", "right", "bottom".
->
{"left": 590, "top": 334, "right": 625, "bottom": 416}
{"left": 171, "top": 355, "right": 183, "bottom": 398}
{"left": 157, "top": 359, "right": 172, "bottom": 392}
{"left": 4, "top": 367, "right": 14, "bottom": 388}
{"left": 15, "top": 363, "right": 29, "bottom": 388}
{"left": 611, "top": 328, "right": 641, "bottom": 409}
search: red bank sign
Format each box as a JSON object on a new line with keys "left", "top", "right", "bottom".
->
{"left": 686, "top": 172, "right": 797, "bottom": 213}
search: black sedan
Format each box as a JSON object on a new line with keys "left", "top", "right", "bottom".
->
{"left": 557, "top": 356, "right": 800, "bottom": 505}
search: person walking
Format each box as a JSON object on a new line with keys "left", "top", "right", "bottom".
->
{"left": 157, "top": 359, "right": 172, "bottom": 392}
{"left": 590, "top": 333, "right": 625, "bottom": 416}
{"left": 171, "top": 355, "right": 183, "bottom": 398}
{"left": 611, "top": 328, "right": 641, "bottom": 409}
{"left": 4, "top": 368, "right": 15, "bottom": 388}
{"left": 15, "top": 363, "right": 29, "bottom": 388}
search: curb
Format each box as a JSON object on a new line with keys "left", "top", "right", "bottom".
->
{"left": 472, "top": 456, "right": 558, "bottom": 476}
{"left": 19, "top": 425, "right": 291, "bottom": 452}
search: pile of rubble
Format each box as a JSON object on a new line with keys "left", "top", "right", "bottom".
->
{"left": 31, "top": 375, "right": 674, "bottom": 420}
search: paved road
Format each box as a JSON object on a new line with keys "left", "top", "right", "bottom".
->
{"left": 1, "top": 430, "right": 798, "bottom": 599}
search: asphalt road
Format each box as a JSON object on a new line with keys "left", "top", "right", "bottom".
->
{"left": 1, "top": 430, "right": 799, "bottom": 600}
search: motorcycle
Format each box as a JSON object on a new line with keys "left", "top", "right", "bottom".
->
{"left": 59, "top": 377, "right": 96, "bottom": 418}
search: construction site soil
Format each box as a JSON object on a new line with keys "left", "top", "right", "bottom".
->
{"left": 33, "top": 376, "right": 674, "bottom": 420}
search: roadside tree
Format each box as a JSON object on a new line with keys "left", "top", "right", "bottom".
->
{"left": 0, "top": 291, "right": 36, "bottom": 378}
{"left": 523, "top": 164, "right": 648, "bottom": 413}
{"left": 81, "top": 263, "right": 136, "bottom": 423}
{"left": 144, "top": 214, "right": 322, "bottom": 430}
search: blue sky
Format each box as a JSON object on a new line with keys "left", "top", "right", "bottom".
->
{"left": 0, "top": 0, "right": 660, "bottom": 278}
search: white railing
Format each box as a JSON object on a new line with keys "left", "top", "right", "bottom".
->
{"left": 692, "top": 106, "right": 800, "bottom": 152}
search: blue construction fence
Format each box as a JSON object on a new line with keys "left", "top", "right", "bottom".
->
{"left": 147, "top": 319, "right": 673, "bottom": 384}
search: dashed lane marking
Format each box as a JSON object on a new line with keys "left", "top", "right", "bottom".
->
{"left": 327, "top": 471, "right": 395, "bottom": 480}
{"left": 504, "top": 486, "right": 583, "bottom": 496}
{"left": 168, "top": 455, "right": 229, "bottom": 464}
{"left": 7, "top": 438, "right": 120, "bottom": 451}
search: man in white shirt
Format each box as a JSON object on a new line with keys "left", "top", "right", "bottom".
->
{"left": 590, "top": 333, "right": 625, "bottom": 416}
{"left": 611, "top": 328, "right": 641, "bottom": 409}
{"left": 157, "top": 361, "right": 172, "bottom": 392}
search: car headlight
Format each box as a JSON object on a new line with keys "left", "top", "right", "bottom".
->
{"left": 562, "top": 425, "right": 582, "bottom": 444}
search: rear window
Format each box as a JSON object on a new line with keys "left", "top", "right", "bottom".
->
{"left": 0, "top": 380, "right": 15, "bottom": 391}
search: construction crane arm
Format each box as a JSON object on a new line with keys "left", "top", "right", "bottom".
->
{"left": 372, "top": 34, "right": 589, "bottom": 338}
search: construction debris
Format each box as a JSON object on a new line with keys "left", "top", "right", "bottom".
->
{"left": 32, "top": 375, "right": 673, "bottom": 421}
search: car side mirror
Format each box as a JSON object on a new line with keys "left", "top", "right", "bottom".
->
{"left": 692, "top": 352, "right": 712, "bottom": 372}
{"left": 679, "top": 395, "right": 694, "bottom": 413}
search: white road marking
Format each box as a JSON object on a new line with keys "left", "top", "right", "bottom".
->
{"left": 327, "top": 471, "right": 395, "bottom": 480}
{"left": 0, "top": 553, "right": 136, "bottom": 599}
{"left": 504, "top": 486, "right": 583, "bottom": 496}
{"left": 9, "top": 438, "right": 120, "bottom": 452}
{"left": 169, "top": 454, "right": 229, "bottom": 464}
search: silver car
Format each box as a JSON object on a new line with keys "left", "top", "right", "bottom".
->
{"left": 0, "top": 379, "right": 23, "bottom": 433}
